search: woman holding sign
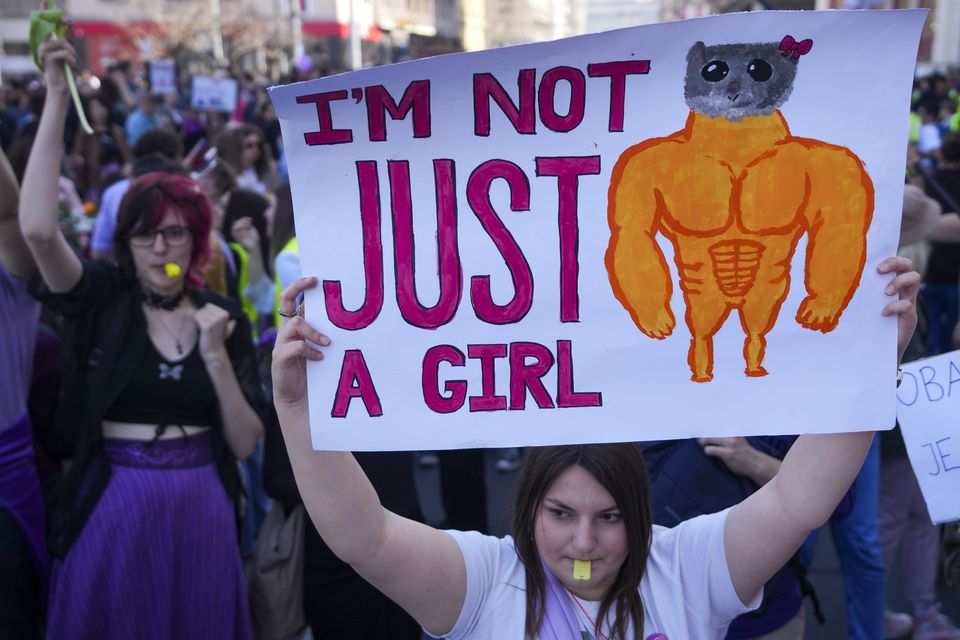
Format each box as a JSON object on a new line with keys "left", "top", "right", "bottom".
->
{"left": 273, "top": 258, "right": 918, "bottom": 639}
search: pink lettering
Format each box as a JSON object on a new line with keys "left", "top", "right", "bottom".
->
{"left": 509, "top": 342, "right": 555, "bottom": 410}
{"left": 466, "top": 160, "right": 533, "bottom": 324}
{"left": 535, "top": 156, "right": 601, "bottom": 323}
{"left": 297, "top": 90, "right": 353, "bottom": 145}
{"left": 587, "top": 61, "right": 651, "bottom": 132}
{"left": 365, "top": 80, "right": 432, "bottom": 142}
{"left": 390, "top": 159, "right": 462, "bottom": 328}
{"left": 467, "top": 344, "right": 508, "bottom": 411}
{"left": 323, "top": 161, "right": 384, "bottom": 329}
{"left": 331, "top": 350, "right": 383, "bottom": 417}
{"left": 473, "top": 70, "right": 537, "bottom": 136}
{"left": 422, "top": 345, "right": 467, "bottom": 413}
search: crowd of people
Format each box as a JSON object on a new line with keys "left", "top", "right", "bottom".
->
{"left": 0, "top": 32, "right": 958, "bottom": 640}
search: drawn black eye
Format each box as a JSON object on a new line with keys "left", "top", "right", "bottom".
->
{"left": 747, "top": 59, "right": 773, "bottom": 82}
{"left": 701, "top": 60, "right": 729, "bottom": 82}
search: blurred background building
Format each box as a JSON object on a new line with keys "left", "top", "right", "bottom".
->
{"left": 0, "top": 0, "right": 956, "bottom": 79}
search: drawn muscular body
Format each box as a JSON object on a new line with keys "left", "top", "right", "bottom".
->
{"left": 607, "top": 109, "right": 873, "bottom": 382}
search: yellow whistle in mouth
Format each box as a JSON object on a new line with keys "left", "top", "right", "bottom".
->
{"left": 164, "top": 262, "right": 182, "bottom": 278}
{"left": 573, "top": 559, "right": 591, "bottom": 581}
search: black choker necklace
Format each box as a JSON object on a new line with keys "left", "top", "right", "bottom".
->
{"left": 141, "top": 287, "right": 185, "bottom": 311}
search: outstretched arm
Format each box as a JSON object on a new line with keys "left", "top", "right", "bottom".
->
{"left": 725, "top": 256, "right": 919, "bottom": 605}
{"left": 272, "top": 277, "right": 467, "bottom": 636}
{"left": 18, "top": 37, "right": 82, "bottom": 293}
{"left": 0, "top": 149, "right": 35, "bottom": 278}
{"left": 605, "top": 147, "right": 674, "bottom": 339}
{"left": 797, "top": 146, "right": 874, "bottom": 332}
{"left": 928, "top": 212, "right": 960, "bottom": 244}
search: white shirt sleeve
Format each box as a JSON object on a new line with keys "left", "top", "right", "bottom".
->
{"left": 646, "top": 508, "right": 762, "bottom": 632}
{"left": 425, "top": 530, "right": 524, "bottom": 640}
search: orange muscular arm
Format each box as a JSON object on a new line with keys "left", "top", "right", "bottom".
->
{"left": 606, "top": 146, "right": 674, "bottom": 339}
{"left": 797, "top": 145, "right": 874, "bottom": 332}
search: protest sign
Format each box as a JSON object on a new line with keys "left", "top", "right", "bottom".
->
{"left": 191, "top": 76, "right": 238, "bottom": 112}
{"left": 897, "top": 351, "right": 960, "bottom": 525}
{"left": 149, "top": 59, "right": 177, "bottom": 95}
{"left": 270, "top": 10, "right": 926, "bottom": 451}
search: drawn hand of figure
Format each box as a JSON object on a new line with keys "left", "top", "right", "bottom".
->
{"left": 638, "top": 305, "right": 676, "bottom": 340}
{"left": 195, "top": 303, "right": 236, "bottom": 361}
{"left": 878, "top": 256, "right": 920, "bottom": 366}
{"left": 795, "top": 294, "right": 844, "bottom": 333}
{"left": 272, "top": 276, "right": 330, "bottom": 407}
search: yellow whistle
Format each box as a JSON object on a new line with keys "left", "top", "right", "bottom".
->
{"left": 164, "top": 262, "right": 182, "bottom": 278}
{"left": 573, "top": 559, "right": 591, "bottom": 581}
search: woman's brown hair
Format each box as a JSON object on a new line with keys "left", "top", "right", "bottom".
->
{"left": 513, "top": 444, "right": 653, "bottom": 639}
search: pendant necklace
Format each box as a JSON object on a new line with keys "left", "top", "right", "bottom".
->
{"left": 151, "top": 311, "right": 190, "bottom": 356}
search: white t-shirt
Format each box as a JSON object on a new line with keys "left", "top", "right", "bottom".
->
{"left": 432, "top": 509, "right": 759, "bottom": 640}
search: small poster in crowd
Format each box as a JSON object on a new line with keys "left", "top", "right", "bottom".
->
{"left": 191, "top": 75, "right": 238, "bottom": 112}
{"left": 897, "top": 351, "right": 960, "bottom": 525}
{"left": 270, "top": 10, "right": 926, "bottom": 451}
{"left": 149, "top": 59, "right": 177, "bottom": 95}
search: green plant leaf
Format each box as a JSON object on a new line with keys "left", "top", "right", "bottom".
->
{"left": 28, "top": 2, "right": 93, "bottom": 135}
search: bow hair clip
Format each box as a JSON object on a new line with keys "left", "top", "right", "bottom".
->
{"left": 779, "top": 35, "right": 813, "bottom": 60}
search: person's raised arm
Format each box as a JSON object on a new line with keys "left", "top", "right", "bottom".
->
{"left": 272, "top": 277, "right": 467, "bottom": 636}
{"left": 928, "top": 212, "right": 960, "bottom": 244}
{"left": 195, "top": 304, "right": 263, "bottom": 460}
{"left": 723, "top": 256, "right": 920, "bottom": 605}
{"left": 18, "top": 37, "right": 82, "bottom": 293}
{"left": 0, "top": 149, "right": 35, "bottom": 278}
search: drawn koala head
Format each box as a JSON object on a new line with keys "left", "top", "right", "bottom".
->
{"left": 684, "top": 41, "right": 800, "bottom": 121}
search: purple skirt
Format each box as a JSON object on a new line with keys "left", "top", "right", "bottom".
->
{"left": 47, "top": 432, "right": 252, "bottom": 640}
{"left": 0, "top": 411, "right": 49, "bottom": 605}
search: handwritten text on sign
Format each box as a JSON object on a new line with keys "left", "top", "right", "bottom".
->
{"left": 897, "top": 351, "right": 960, "bottom": 524}
{"left": 270, "top": 10, "right": 926, "bottom": 451}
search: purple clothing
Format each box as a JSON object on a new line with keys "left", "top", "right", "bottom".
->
{"left": 0, "top": 411, "right": 49, "bottom": 602}
{"left": 46, "top": 432, "right": 252, "bottom": 639}
{"left": 0, "top": 267, "right": 40, "bottom": 427}
{"left": 539, "top": 560, "right": 582, "bottom": 639}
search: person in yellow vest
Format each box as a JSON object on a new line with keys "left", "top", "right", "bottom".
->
{"left": 271, "top": 182, "right": 299, "bottom": 328}
{"left": 222, "top": 189, "right": 275, "bottom": 338}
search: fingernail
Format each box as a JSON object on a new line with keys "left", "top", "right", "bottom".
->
{"left": 885, "top": 286, "right": 894, "bottom": 294}
{"left": 319, "top": 335, "right": 330, "bottom": 346}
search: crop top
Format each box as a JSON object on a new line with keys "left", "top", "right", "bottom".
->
{"left": 103, "top": 338, "right": 217, "bottom": 427}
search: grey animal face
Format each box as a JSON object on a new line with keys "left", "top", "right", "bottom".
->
{"left": 684, "top": 41, "right": 799, "bottom": 121}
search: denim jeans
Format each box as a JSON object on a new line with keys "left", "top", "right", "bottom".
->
{"left": 921, "top": 283, "right": 959, "bottom": 356}
{"left": 800, "top": 435, "right": 884, "bottom": 640}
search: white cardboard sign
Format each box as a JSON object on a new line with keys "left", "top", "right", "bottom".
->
{"left": 149, "top": 59, "right": 177, "bottom": 95}
{"left": 191, "top": 76, "right": 238, "bottom": 112}
{"left": 270, "top": 10, "right": 926, "bottom": 451}
{"left": 896, "top": 351, "right": 960, "bottom": 525}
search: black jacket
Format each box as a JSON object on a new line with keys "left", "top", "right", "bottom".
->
{"left": 32, "top": 259, "right": 266, "bottom": 557}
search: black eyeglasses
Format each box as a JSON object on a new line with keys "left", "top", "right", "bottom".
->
{"left": 130, "top": 225, "right": 193, "bottom": 247}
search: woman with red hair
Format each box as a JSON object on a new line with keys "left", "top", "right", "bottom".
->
{"left": 20, "top": 38, "right": 263, "bottom": 638}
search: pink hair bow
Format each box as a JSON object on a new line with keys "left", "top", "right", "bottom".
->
{"left": 779, "top": 35, "right": 813, "bottom": 60}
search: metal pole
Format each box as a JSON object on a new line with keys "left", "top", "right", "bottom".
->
{"left": 209, "top": 0, "right": 226, "bottom": 64}
{"left": 292, "top": 0, "right": 305, "bottom": 60}
{"left": 348, "top": 0, "right": 363, "bottom": 69}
